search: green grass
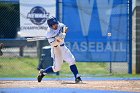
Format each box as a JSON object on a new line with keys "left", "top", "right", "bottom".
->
{"left": 0, "top": 57, "right": 38, "bottom": 77}
{"left": 61, "top": 62, "right": 109, "bottom": 75}
{"left": 0, "top": 57, "right": 140, "bottom": 78}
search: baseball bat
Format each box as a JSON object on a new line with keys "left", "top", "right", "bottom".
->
{"left": 26, "top": 37, "right": 46, "bottom": 42}
{"left": 26, "top": 27, "right": 68, "bottom": 42}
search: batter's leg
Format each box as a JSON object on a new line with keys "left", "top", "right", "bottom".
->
{"left": 37, "top": 46, "right": 63, "bottom": 82}
{"left": 61, "top": 46, "right": 82, "bottom": 83}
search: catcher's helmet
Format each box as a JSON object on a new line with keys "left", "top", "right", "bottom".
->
{"left": 47, "top": 17, "right": 58, "bottom": 28}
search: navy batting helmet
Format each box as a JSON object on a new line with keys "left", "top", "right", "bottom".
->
{"left": 47, "top": 17, "right": 58, "bottom": 27}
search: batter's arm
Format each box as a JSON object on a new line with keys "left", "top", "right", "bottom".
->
{"left": 49, "top": 38, "right": 61, "bottom": 47}
{"left": 62, "top": 26, "right": 68, "bottom": 33}
{"left": 55, "top": 26, "right": 68, "bottom": 40}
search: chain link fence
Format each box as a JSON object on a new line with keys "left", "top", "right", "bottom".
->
{"left": 0, "top": 1, "right": 132, "bottom": 78}
{"left": 0, "top": 1, "right": 52, "bottom": 77}
{"left": 0, "top": 2, "right": 19, "bottom": 38}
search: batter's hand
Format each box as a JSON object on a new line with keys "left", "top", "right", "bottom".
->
{"left": 55, "top": 33, "right": 66, "bottom": 41}
{"left": 59, "top": 33, "right": 66, "bottom": 39}
{"left": 63, "top": 27, "right": 68, "bottom": 33}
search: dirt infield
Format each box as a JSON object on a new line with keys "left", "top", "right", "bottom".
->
{"left": 0, "top": 80, "right": 140, "bottom": 92}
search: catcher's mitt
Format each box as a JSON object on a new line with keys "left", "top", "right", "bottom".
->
{"left": 0, "top": 43, "right": 4, "bottom": 56}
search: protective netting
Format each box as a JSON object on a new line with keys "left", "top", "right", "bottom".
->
{"left": 0, "top": 0, "right": 132, "bottom": 78}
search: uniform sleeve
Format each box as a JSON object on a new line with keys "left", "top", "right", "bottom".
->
{"left": 47, "top": 38, "right": 55, "bottom": 44}
{"left": 58, "top": 23, "right": 68, "bottom": 34}
{"left": 46, "top": 30, "right": 60, "bottom": 47}
{"left": 59, "top": 23, "right": 65, "bottom": 27}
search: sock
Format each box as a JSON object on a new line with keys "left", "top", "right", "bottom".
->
{"left": 43, "top": 66, "right": 54, "bottom": 74}
{"left": 70, "top": 64, "right": 79, "bottom": 78}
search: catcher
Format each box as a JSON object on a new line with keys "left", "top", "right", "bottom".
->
{"left": 37, "top": 17, "right": 82, "bottom": 83}
{"left": 0, "top": 43, "right": 4, "bottom": 56}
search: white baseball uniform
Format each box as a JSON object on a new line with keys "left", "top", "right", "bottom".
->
{"left": 45, "top": 23, "right": 75, "bottom": 72}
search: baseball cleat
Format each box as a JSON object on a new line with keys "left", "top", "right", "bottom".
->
{"left": 75, "top": 77, "right": 82, "bottom": 83}
{"left": 37, "top": 69, "right": 45, "bottom": 82}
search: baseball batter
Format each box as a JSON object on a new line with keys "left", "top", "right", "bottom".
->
{"left": 37, "top": 17, "right": 82, "bottom": 83}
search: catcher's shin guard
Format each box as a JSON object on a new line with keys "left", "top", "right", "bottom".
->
{"left": 37, "top": 69, "right": 45, "bottom": 82}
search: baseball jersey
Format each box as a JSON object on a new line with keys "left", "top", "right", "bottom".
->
{"left": 45, "top": 23, "right": 66, "bottom": 47}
